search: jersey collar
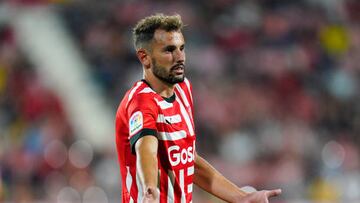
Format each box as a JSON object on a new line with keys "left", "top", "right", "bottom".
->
{"left": 141, "top": 79, "right": 176, "bottom": 103}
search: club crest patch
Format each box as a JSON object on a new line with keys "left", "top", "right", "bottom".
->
{"left": 129, "top": 111, "right": 143, "bottom": 136}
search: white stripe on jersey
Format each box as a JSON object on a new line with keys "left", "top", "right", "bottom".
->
{"left": 157, "top": 114, "right": 182, "bottom": 124}
{"left": 187, "top": 166, "right": 194, "bottom": 194}
{"left": 176, "top": 95, "right": 195, "bottom": 136}
{"left": 158, "top": 130, "right": 187, "bottom": 141}
{"left": 188, "top": 183, "right": 193, "bottom": 193}
{"left": 126, "top": 166, "right": 132, "bottom": 193}
{"left": 187, "top": 166, "right": 194, "bottom": 176}
{"left": 175, "top": 84, "right": 190, "bottom": 107}
{"left": 154, "top": 98, "right": 173, "bottom": 109}
{"left": 184, "top": 78, "right": 193, "bottom": 103}
{"left": 168, "top": 170, "right": 175, "bottom": 202}
{"left": 127, "top": 81, "right": 142, "bottom": 106}
{"left": 179, "top": 169, "right": 186, "bottom": 203}
{"left": 139, "top": 87, "right": 154, "bottom": 94}
{"left": 126, "top": 167, "right": 135, "bottom": 203}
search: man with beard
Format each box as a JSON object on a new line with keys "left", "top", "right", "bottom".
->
{"left": 115, "top": 14, "right": 281, "bottom": 203}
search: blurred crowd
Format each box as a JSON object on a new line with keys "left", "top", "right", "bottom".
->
{"left": 1, "top": 0, "right": 360, "bottom": 202}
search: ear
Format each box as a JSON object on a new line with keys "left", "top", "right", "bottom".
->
{"left": 136, "top": 49, "right": 151, "bottom": 68}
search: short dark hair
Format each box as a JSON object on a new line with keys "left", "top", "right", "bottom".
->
{"left": 132, "top": 13, "right": 184, "bottom": 50}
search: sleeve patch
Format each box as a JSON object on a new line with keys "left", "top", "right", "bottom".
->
{"left": 129, "top": 111, "right": 143, "bottom": 136}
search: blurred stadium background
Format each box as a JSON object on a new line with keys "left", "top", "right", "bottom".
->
{"left": 0, "top": 0, "right": 360, "bottom": 202}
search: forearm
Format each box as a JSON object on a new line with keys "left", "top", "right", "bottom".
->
{"left": 137, "top": 149, "right": 158, "bottom": 189}
{"left": 194, "top": 154, "right": 247, "bottom": 202}
{"left": 135, "top": 136, "right": 159, "bottom": 196}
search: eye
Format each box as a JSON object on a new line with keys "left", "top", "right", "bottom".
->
{"left": 180, "top": 45, "right": 185, "bottom": 51}
{"left": 164, "top": 46, "right": 176, "bottom": 53}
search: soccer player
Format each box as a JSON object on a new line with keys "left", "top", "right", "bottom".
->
{"left": 115, "top": 14, "right": 281, "bottom": 203}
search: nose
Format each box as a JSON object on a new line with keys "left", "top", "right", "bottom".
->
{"left": 174, "top": 49, "right": 185, "bottom": 63}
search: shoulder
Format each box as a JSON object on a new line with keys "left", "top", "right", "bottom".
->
{"left": 116, "top": 81, "right": 158, "bottom": 123}
{"left": 126, "top": 81, "right": 157, "bottom": 110}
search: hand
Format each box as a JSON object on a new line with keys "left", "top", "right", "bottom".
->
{"left": 141, "top": 187, "right": 159, "bottom": 203}
{"left": 237, "top": 189, "right": 282, "bottom": 203}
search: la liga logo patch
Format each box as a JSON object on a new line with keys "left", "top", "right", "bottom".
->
{"left": 129, "top": 111, "right": 143, "bottom": 136}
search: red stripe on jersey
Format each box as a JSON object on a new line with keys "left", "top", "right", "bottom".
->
{"left": 159, "top": 166, "right": 167, "bottom": 203}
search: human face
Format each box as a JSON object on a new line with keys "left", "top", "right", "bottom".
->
{"left": 149, "top": 29, "right": 186, "bottom": 84}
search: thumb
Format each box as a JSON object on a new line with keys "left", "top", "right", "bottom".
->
{"left": 265, "top": 189, "right": 282, "bottom": 198}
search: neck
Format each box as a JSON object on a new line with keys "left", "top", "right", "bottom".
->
{"left": 143, "top": 71, "right": 175, "bottom": 98}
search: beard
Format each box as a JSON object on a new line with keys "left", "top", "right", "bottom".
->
{"left": 151, "top": 59, "right": 185, "bottom": 84}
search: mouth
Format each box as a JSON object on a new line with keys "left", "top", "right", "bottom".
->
{"left": 171, "top": 64, "right": 185, "bottom": 75}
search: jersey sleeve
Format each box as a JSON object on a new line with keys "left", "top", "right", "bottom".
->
{"left": 127, "top": 94, "right": 158, "bottom": 153}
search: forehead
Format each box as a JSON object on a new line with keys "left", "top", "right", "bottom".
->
{"left": 152, "top": 29, "right": 184, "bottom": 46}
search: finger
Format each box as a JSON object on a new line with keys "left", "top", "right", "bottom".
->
{"left": 266, "top": 189, "right": 282, "bottom": 197}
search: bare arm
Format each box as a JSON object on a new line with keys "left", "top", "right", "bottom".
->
{"left": 135, "top": 136, "right": 159, "bottom": 203}
{"left": 194, "top": 153, "right": 281, "bottom": 203}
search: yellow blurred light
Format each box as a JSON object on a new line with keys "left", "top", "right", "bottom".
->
{"left": 308, "top": 178, "right": 340, "bottom": 201}
{"left": 320, "top": 25, "right": 349, "bottom": 55}
{"left": 0, "top": 65, "right": 7, "bottom": 94}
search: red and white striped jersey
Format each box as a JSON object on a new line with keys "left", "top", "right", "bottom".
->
{"left": 115, "top": 78, "right": 196, "bottom": 203}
